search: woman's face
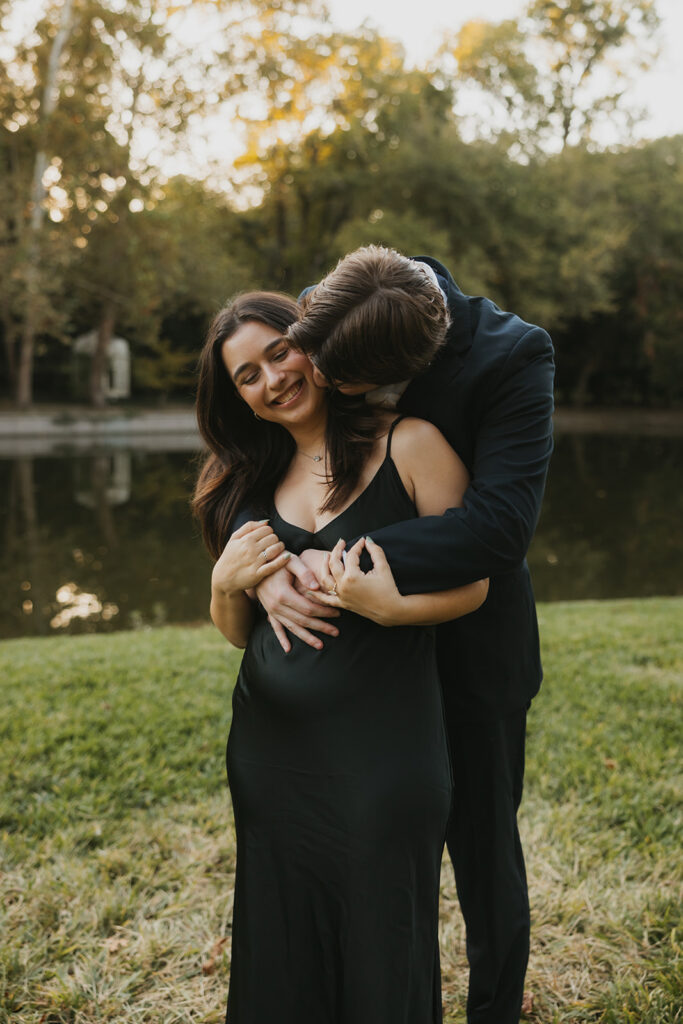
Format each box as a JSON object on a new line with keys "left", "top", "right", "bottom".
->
{"left": 222, "top": 320, "right": 325, "bottom": 426}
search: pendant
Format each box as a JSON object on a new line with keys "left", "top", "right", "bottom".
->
{"left": 313, "top": 455, "right": 322, "bottom": 462}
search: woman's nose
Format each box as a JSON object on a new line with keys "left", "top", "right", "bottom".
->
{"left": 263, "top": 363, "right": 286, "bottom": 387}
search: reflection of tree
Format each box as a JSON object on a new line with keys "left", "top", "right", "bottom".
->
{"left": 5, "top": 459, "right": 49, "bottom": 634}
{"left": 91, "top": 456, "right": 119, "bottom": 549}
{"left": 1, "top": 437, "right": 679, "bottom": 638}
{"left": 530, "top": 435, "right": 683, "bottom": 601}
{"left": 0, "top": 450, "right": 210, "bottom": 638}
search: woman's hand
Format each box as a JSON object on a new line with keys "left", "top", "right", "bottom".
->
{"left": 211, "top": 520, "right": 291, "bottom": 596}
{"left": 297, "top": 548, "right": 331, "bottom": 587}
{"left": 313, "top": 537, "right": 403, "bottom": 626}
{"left": 314, "top": 537, "right": 489, "bottom": 627}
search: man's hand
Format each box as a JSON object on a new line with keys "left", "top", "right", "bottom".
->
{"left": 255, "top": 554, "right": 340, "bottom": 653}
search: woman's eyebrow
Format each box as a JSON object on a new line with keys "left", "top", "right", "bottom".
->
{"left": 233, "top": 338, "right": 286, "bottom": 381}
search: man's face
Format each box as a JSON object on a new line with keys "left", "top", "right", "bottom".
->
{"left": 310, "top": 364, "right": 375, "bottom": 394}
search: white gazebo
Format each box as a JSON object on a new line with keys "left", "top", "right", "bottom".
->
{"left": 73, "top": 331, "right": 131, "bottom": 399}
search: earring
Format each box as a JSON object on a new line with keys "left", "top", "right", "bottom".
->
{"left": 253, "top": 412, "right": 261, "bottom": 420}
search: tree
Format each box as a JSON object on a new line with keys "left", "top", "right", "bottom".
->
{"left": 609, "top": 136, "right": 683, "bottom": 405}
{"left": 440, "top": 0, "right": 661, "bottom": 153}
{"left": 234, "top": 31, "right": 463, "bottom": 291}
{"left": 0, "top": 0, "right": 327, "bottom": 406}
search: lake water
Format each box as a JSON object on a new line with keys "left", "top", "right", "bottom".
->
{"left": 1, "top": 431, "right": 681, "bottom": 639}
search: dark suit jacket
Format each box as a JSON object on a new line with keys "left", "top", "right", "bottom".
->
{"left": 240, "top": 258, "right": 555, "bottom": 719}
{"left": 358, "top": 257, "right": 555, "bottom": 720}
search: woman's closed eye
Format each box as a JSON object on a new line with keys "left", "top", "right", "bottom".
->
{"left": 235, "top": 345, "right": 290, "bottom": 387}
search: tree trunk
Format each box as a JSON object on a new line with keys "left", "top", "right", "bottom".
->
{"left": 572, "top": 354, "right": 599, "bottom": 407}
{"left": 89, "top": 302, "right": 116, "bottom": 409}
{"left": 16, "top": 311, "right": 36, "bottom": 410}
{"left": 17, "top": 457, "right": 49, "bottom": 635}
{"left": 2, "top": 312, "right": 18, "bottom": 395}
{"left": 15, "top": 0, "right": 75, "bottom": 409}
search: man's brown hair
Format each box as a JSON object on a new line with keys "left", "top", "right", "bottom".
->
{"left": 287, "top": 246, "right": 450, "bottom": 386}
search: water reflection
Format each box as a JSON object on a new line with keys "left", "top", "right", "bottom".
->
{"left": 74, "top": 453, "right": 132, "bottom": 510}
{"left": 528, "top": 433, "right": 683, "bottom": 601}
{"left": 50, "top": 583, "right": 120, "bottom": 629}
{"left": 0, "top": 432, "right": 680, "bottom": 639}
{"left": 1, "top": 449, "right": 210, "bottom": 639}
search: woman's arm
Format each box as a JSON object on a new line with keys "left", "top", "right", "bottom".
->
{"left": 314, "top": 419, "right": 489, "bottom": 626}
{"left": 210, "top": 520, "right": 291, "bottom": 647}
{"left": 316, "top": 537, "right": 487, "bottom": 626}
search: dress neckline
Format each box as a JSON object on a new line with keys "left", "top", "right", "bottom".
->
{"left": 272, "top": 416, "right": 406, "bottom": 537}
{"left": 272, "top": 452, "right": 392, "bottom": 538}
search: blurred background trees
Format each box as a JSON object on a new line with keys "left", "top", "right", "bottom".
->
{"left": 0, "top": 0, "right": 680, "bottom": 409}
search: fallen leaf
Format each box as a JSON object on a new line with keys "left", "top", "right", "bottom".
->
{"left": 522, "top": 991, "right": 534, "bottom": 1014}
{"left": 202, "top": 936, "right": 228, "bottom": 975}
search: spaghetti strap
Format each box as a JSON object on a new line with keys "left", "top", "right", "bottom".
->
{"left": 385, "top": 415, "right": 405, "bottom": 459}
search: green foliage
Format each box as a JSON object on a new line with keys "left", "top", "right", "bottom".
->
{"left": 0, "top": 0, "right": 330, "bottom": 405}
{"left": 1, "top": 1, "right": 681, "bottom": 408}
{"left": 443, "top": 0, "right": 661, "bottom": 151}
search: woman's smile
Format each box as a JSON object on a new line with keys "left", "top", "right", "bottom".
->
{"left": 271, "top": 379, "right": 304, "bottom": 406}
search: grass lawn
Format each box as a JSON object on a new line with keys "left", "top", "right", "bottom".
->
{"left": 1, "top": 598, "right": 681, "bottom": 1023}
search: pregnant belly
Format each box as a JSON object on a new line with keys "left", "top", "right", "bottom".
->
{"left": 237, "top": 612, "right": 433, "bottom": 719}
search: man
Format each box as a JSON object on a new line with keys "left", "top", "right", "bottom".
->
{"left": 251, "top": 245, "right": 555, "bottom": 1023}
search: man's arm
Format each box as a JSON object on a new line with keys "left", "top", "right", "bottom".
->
{"left": 362, "top": 327, "right": 555, "bottom": 593}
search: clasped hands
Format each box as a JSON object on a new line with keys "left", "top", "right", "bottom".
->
{"left": 253, "top": 533, "right": 404, "bottom": 652}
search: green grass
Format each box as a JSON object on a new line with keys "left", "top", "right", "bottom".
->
{"left": 1, "top": 599, "right": 681, "bottom": 1023}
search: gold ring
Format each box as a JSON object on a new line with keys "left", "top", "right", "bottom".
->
{"left": 329, "top": 585, "right": 337, "bottom": 596}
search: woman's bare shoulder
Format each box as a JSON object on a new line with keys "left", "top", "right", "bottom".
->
{"left": 391, "top": 416, "right": 452, "bottom": 454}
{"left": 391, "top": 418, "right": 469, "bottom": 512}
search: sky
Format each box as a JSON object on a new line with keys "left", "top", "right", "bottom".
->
{"left": 326, "top": 0, "right": 683, "bottom": 142}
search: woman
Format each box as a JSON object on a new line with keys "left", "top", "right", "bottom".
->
{"left": 194, "top": 292, "right": 487, "bottom": 1024}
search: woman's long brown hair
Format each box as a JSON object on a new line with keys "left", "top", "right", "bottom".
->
{"left": 193, "top": 292, "right": 382, "bottom": 560}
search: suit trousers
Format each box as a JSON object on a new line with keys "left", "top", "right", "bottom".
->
{"left": 444, "top": 702, "right": 530, "bottom": 1024}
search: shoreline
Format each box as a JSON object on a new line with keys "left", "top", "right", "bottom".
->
{"left": 0, "top": 403, "right": 679, "bottom": 436}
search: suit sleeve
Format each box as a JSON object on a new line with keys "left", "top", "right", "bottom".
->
{"left": 362, "top": 327, "right": 555, "bottom": 593}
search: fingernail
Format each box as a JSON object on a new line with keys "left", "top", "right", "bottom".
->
{"left": 365, "top": 536, "right": 374, "bottom": 543}
{"left": 283, "top": 552, "right": 291, "bottom": 560}
{"left": 257, "top": 518, "right": 269, "bottom": 523}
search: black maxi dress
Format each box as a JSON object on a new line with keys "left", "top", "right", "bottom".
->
{"left": 226, "top": 421, "right": 452, "bottom": 1024}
